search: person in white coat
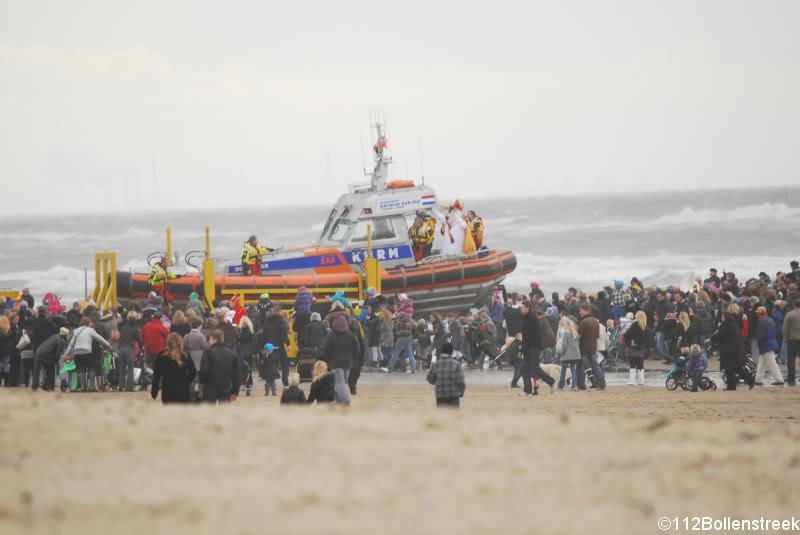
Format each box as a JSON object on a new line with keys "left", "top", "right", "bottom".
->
{"left": 431, "top": 203, "right": 467, "bottom": 256}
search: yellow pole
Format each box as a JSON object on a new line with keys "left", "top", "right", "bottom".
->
{"left": 166, "top": 227, "right": 173, "bottom": 265}
{"left": 363, "top": 224, "right": 381, "bottom": 298}
{"left": 110, "top": 252, "right": 117, "bottom": 307}
{"left": 203, "top": 225, "right": 216, "bottom": 310}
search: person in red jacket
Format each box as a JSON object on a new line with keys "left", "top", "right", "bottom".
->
{"left": 141, "top": 314, "right": 170, "bottom": 371}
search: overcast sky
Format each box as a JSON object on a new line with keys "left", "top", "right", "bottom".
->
{"left": 1, "top": 0, "right": 798, "bottom": 214}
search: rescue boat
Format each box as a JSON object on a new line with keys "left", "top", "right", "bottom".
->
{"left": 116, "top": 122, "right": 517, "bottom": 314}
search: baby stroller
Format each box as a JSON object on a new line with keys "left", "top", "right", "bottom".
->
{"left": 296, "top": 347, "right": 317, "bottom": 382}
{"left": 99, "top": 351, "right": 118, "bottom": 392}
{"left": 239, "top": 357, "right": 254, "bottom": 397}
{"left": 665, "top": 354, "right": 691, "bottom": 391}
{"left": 134, "top": 352, "right": 153, "bottom": 391}
{"left": 606, "top": 327, "right": 624, "bottom": 367}
{"left": 493, "top": 338, "right": 520, "bottom": 369}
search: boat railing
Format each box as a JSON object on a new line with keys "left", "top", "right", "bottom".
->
{"left": 416, "top": 248, "right": 498, "bottom": 266}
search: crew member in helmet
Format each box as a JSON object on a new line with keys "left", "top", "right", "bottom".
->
{"left": 149, "top": 257, "right": 177, "bottom": 304}
{"left": 241, "top": 235, "right": 273, "bottom": 276}
{"left": 465, "top": 210, "right": 485, "bottom": 250}
{"left": 408, "top": 211, "right": 436, "bottom": 261}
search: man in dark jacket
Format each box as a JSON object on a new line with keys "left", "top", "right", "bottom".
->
{"left": 711, "top": 311, "right": 754, "bottom": 390}
{"left": 347, "top": 318, "right": 365, "bottom": 395}
{"left": 578, "top": 305, "right": 605, "bottom": 389}
{"left": 322, "top": 316, "right": 360, "bottom": 405}
{"left": 32, "top": 328, "right": 69, "bottom": 391}
{"left": 66, "top": 302, "right": 83, "bottom": 329}
{"left": 427, "top": 342, "right": 465, "bottom": 407}
{"left": 260, "top": 304, "right": 290, "bottom": 386}
{"left": 199, "top": 330, "right": 240, "bottom": 403}
{"left": 30, "top": 308, "right": 58, "bottom": 352}
{"left": 519, "top": 302, "right": 555, "bottom": 396}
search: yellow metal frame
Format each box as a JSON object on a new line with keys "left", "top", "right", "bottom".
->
{"left": 91, "top": 252, "right": 118, "bottom": 310}
{"left": 0, "top": 290, "right": 19, "bottom": 301}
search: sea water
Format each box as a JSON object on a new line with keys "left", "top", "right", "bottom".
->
{"left": 1, "top": 187, "right": 798, "bottom": 302}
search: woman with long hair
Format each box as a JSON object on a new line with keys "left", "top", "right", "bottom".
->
{"left": 151, "top": 332, "right": 196, "bottom": 403}
{"left": 555, "top": 315, "right": 582, "bottom": 390}
{"left": 624, "top": 311, "right": 647, "bottom": 385}
{"left": 307, "top": 360, "right": 335, "bottom": 404}
{"left": 170, "top": 310, "right": 191, "bottom": 337}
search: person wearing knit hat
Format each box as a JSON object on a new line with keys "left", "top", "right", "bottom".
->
{"left": 754, "top": 305, "right": 784, "bottom": 386}
{"left": 293, "top": 286, "right": 315, "bottom": 347}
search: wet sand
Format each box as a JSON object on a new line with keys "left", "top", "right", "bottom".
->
{"left": 2, "top": 380, "right": 799, "bottom": 535}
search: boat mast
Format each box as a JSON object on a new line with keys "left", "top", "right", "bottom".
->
{"left": 368, "top": 110, "right": 392, "bottom": 191}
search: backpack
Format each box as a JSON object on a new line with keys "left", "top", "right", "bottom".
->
{"left": 539, "top": 317, "right": 556, "bottom": 348}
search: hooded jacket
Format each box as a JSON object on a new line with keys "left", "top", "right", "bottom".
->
{"left": 294, "top": 290, "right": 315, "bottom": 315}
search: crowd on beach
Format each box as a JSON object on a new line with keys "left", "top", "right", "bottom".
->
{"left": 1, "top": 260, "right": 799, "bottom": 407}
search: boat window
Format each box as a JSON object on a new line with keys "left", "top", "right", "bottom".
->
{"left": 319, "top": 209, "right": 337, "bottom": 241}
{"left": 350, "top": 218, "right": 397, "bottom": 243}
{"left": 327, "top": 218, "right": 353, "bottom": 242}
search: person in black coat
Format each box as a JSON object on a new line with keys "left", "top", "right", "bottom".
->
{"left": 711, "top": 310, "right": 754, "bottom": 390}
{"left": 199, "top": 329, "right": 240, "bottom": 403}
{"left": 519, "top": 302, "right": 555, "bottom": 396}
{"left": 307, "top": 361, "right": 335, "bottom": 404}
{"left": 304, "top": 313, "right": 328, "bottom": 357}
{"left": 347, "top": 318, "right": 365, "bottom": 395}
{"left": 151, "top": 333, "right": 197, "bottom": 403}
{"left": 258, "top": 343, "right": 281, "bottom": 396}
{"left": 260, "top": 305, "right": 290, "bottom": 386}
{"left": 30, "top": 308, "right": 58, "bottom": 352}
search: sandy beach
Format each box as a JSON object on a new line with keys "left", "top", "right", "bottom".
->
{"left": 3, "top": 375, "right": 799, "bottom": 535}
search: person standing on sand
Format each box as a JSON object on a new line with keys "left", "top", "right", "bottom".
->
{"left": 555, "top": 315, "right": 582, "bottom": 391}
{"left": 784, "top": 299, "right": 800, "bottom": 386}
{"left": 754, "top": 306, "right": 783, "bottom": 386}
{"left": 199, "top": 329, "right": 240, "bottom": 403}
{"left": 712, "top": 308, "right": 755, "bottom": 391}
{"left": 578, "top": 305, "right": 605, "bottom": 390}
{"left": 518, "top": 302, "right": 556, "bottom": 397}
{"left": 151, "top": 333, "right": 196, "bottom": 404}
{"left": 623, "top": 311, "right": 647, "bottom": 385}
{"left": 427, "top": 342, "right": 466, "bottom": 408}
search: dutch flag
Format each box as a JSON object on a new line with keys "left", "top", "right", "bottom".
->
{"left": 421, "top": 194, "right": 436, "bottom": 206}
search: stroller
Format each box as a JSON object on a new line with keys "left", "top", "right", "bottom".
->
{"left": 239, "top": 357, "right": 254, "bottom": 397}
{"left": 493, "top": 338, "right": 520, "bottom": 369}
{"left": 665, "top": 354, "right": 691, "bottom": 391}
{"left": 134, "top": 352, "right": 154, "bottom": 391}
{"left": 99, "top": 351, "right": 118, "bottom": 392}
{"left": 296, "top": 347, "right": 317, "bottom": 382}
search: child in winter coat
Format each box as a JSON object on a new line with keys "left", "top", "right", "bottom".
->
{"left": 688, "top": 343, "right": 706, "bottom": 392}
{"left": 280, "top": 372, "right": 307, "bottom": 404}
{"left": 259, "top": 343, "right": 280, "bottom": 396}
{"left": 396, "top": 293, "right": 414, "bottom": 318}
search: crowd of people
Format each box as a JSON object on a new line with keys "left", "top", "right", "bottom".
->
{"left": 1, "top": 260, "right": 798, "bottom": 406}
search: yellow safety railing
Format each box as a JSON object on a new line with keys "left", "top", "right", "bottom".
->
{"left": 91, "top": 252, "right": 118, "bottom": 310}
